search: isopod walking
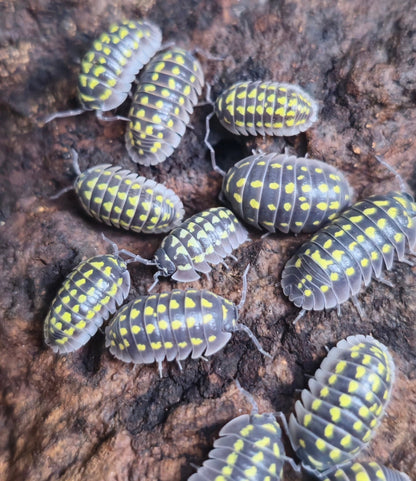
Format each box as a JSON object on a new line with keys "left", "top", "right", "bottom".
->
{"left": 44, "top": 238, "right": 137, "bottom": 353}
{"left": 105, "top": 266, "right": 271, "bottom": 376}
{"left": 125, "top": 46, "right": 204, "bottom": 165}
{"left": 205, "top": 80, "right": 318, "bottom": 172}
{"left": 221, "top": 151, "right": 353, "bottom": 234}
{"left": 52, "top": 150, "right": 185, "bottom": 234}
{"left": 133, "top": 207, "right": 248, "bottom": 287}
{"left": 281, "top": 191, "right": 416, "bottom": 320}
{"left": 42, "top": 19, "right": 162, "bottom": 123}
{"left": 214, "top": 81, "right": 318, "bottom": 137}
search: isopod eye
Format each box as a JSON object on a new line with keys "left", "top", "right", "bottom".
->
{"left": 154, "top": 249, "right": 176, "bottom": 276}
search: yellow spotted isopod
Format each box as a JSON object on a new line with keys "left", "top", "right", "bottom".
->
{"left": 43, "top": 19, "right": 162, "bottom": 122}
{"left": 105, "top": 286, "right": 271, "bottom": 377}
{"left": 214, "top": 80, "right": 318, "bottom": 137}
{"left": 125, "top": 47, "right": 204, "bottom": 165}
{"left": 222, "top": 152, "right": 353, "bottom": 234}
{"left": 44, "top": 252, "right": 131, "bottom": 353}
{"left": 281, "top": 334, "right": 395, "bottom": 476}
{"left": 281, "top": 192, "right": 416, "bottom": 319}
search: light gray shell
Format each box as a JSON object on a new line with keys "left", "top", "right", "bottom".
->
{"left": 288, "top": 335, "right": 395, "bottom": 474}
{"left": 188, "top": 413, "right": 287, "bottom": 481}
{"left": 153, "top": 207, "right": 249, "bottom": 282}
{"left": 281, "top": 192, "right": 416, "bottom": 313}
{"left": 214, "top": 80, "right": 318, "bottom": 137}
{"left": 222, "top": 152, "right": 353, "bottom": 234}
{"left": 74, "top": 163, "right": 185, "bottom": 233}
{"left": 322, "top": 461, "right": 411, "bottom": 481}
{"left": 125, "top": 47, "right": 204, "bottom": 165}
{"left": 106, "top": 288, "right": 269, "bottom": 375}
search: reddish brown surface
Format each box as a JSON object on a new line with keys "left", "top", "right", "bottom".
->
{"left": 1, "top": 1, "right": 415, "bottom": 480}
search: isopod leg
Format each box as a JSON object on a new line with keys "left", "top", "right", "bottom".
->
{"left": 351, "top": 295, "right": 366, "bottom": 320}
{"left": 293, "top": 309, "right": 306, "bottom": 324}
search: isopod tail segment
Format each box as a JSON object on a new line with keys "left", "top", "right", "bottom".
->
{"left": 375, "top": 155, "right": 409, "bottom": 194}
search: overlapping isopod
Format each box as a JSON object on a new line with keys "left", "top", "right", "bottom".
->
{"left": 221, "top": 152, "right": 352, "bottom": 234}
{"left": 188, "top": 412, "right": 287, "bottom": 481}
{"left": 281, "top": 192, "right": 416, "bottom": 316}
{"left": 126, "top": 47, "right": 204, "bottom": 165}
{"left": 44, "top": 253, "right": 131, "bottom": 353}
{"left": 44, "top": 19, "right": 162, "bottom": 121}
{"left": 286, "top": 335, "right": 395, "bottom": 474}
{"left": 322, "top": 461, "right": 410, "bottom": 481}
{"left": 134, "top": 207, "right": 248, "bottom": 285}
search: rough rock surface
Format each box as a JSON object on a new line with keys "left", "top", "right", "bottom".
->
{"left": 1, "top": 1, "right": 415, "bottom": 480}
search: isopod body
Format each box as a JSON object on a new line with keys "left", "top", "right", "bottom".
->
{"left": 222, "top": 152, "right": 352, "bottom": 234}
{"left": 126, "top": 47, "right": 204, "bottom": 165}
{"left": 322, "top": 461, "right": 410, "bottom": 481}
{"left": 78, "top": 19, "right": 162, "bottom": 112}
{"left": 188, "top": 412, "right": 287, "bottom": 481}
{"left": 151, "top": 207, "right": 248, "bottom": 283}
{"left": 74, "top": 163, "right": 185, "bottom": 233}
{"left": 214, "top": 81, "right": 318, "bottom": 137}
{"left": 287, "top": 335, "right": 395, "bottom": 474}
{"left": 281, "top": 192, "right": 416, "bottom": 314}
{"left": 105, "top": 288, "right": 270, "bottom": 375}
{"left": 44, "top": 254, "right": 131, "bottom": 353}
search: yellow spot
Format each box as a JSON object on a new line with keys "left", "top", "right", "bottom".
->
{"left": 346, "top": 267, "right": 355, "bottom": 276}
{"left": 185, "top": 297, "right": 196, "bottom": 308}
{"left": 315, "top": 438, "right": 326, "bottom": 451}
{"left": 285, "top": 182, "right": 295, "bottom": 194}
{"left": 311, "top": 250, "right": 333, "bottom": 269}
{"left": 250, "top": 180, "right": 263, "bottom": 188}
{"left": 324, "top": 424, "right": 334, "bottom": 438}
{"left": 186, "top": 317, "right": 196, "bottom": 328}
{"left": 329, "top": 449, "right": 342, "bottom": 462}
